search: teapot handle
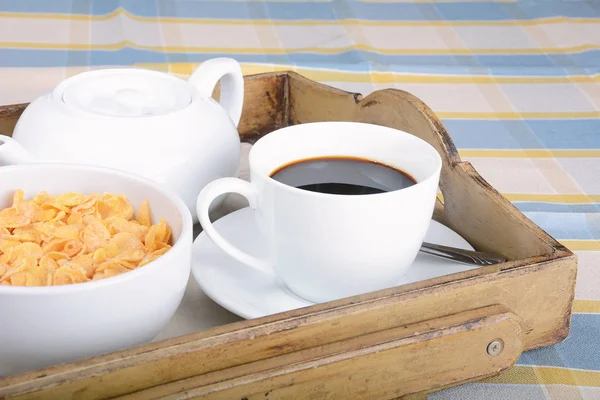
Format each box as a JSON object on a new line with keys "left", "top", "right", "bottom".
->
{"left": 188, "top": 58, "right": 244, "bottom": 127}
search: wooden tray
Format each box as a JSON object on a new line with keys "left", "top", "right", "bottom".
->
{"left": 0, "top": 72, "right": 577, "bottom": 400}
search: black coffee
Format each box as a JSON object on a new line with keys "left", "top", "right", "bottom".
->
{"left": 270, "top": 156, "right": 416, "bottom": 195}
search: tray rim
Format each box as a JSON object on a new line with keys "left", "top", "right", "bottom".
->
{"left": 0, "top": 70, "right": 577, "bottom": 399}
{"left": 0, "top": 72, "right": 575, "bottom": 288}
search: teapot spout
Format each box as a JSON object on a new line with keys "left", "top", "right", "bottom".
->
{"left": 0, "top": 134, "right": 34, "bottom": 166}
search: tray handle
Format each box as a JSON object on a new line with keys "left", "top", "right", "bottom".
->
{"left": 353, "top": 89, "right": 461, "bottom": 220}
{"left": 286, "top": 73, "right": 461, "bottom": 185}
{"left": 119, "top": 305, "right": 524, "bottom": 399}
{"left": 355, "top": 88, "right": 462, "bottom": 170}
{"left": 0, "top": 305, "right": 523, "bottom": 399}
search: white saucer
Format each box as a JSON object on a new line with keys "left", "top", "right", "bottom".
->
{"left": 191, "top": 208, "right": 478, "bottom": 319}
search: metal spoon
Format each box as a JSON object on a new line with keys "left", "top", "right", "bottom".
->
{"left": 420, "top": 242, "right": 506, "bottom": 266}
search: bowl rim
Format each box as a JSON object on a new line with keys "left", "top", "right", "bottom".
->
{"left": 0, "top": 163, "right": 193, "bottom": 295}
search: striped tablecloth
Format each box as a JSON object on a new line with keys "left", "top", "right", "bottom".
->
{"left": 0, "top": 1, "right": 599, "bottom": 398}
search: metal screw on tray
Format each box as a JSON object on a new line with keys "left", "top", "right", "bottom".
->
{"left": 486, "top": 339, "right": 504, "bottom": 356}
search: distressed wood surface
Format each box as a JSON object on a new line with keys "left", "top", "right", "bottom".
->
{"left": 0, "top": 103, "right": 26, "bottom": 137}
{"left": 116, "top": 306, "right": 524, "bottom": 399}
{"left": 0, "top": 71, "right": 576, "bottom": 400}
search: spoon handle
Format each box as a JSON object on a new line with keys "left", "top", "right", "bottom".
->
{"left": 420, "top": 242, "right": 507, "bottom": 266}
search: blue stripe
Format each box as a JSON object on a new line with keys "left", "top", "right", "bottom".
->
{"left": 446, "top": 120, "right": 600, "bottom": 150}
{"left": 0, "top": 49, "right": 599, "bottom": 75}
{"left": 523, "top": 212, "right": 600, "bottom": 240}
{"left": 517, "top": 314, "right": 600, "bottom": 371}
{"left": 0, "top": 0, "right": 598, "bottom": 21}
{"left": 515, "top": 203, "right": 600, "bottom": 213}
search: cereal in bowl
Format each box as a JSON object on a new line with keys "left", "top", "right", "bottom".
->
{"left": 0, "top": 190, "right": 172, "bottom": 286}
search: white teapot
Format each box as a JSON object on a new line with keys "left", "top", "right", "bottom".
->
{"left": 0, "top": 58, "right": 244, "bottom": 221}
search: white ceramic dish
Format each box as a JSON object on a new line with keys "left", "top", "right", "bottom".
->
{"left": 191, "top": 207, "right": 478, "bottom": 319}
{"left": 0, "top": 164, "right": 193, "bottom": 377}
{"left": 0, "top": 57, "right": 244, "bottom": 220}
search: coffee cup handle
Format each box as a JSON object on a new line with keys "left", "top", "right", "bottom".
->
{"left": 197, "top": 177, "right": 275, "bottom": 276}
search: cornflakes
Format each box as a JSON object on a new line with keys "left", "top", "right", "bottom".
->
{"left": 0, "top": 190, "right": 173, "bottom": 287}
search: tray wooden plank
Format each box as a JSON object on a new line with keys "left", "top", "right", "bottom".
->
{"left": 0, "top": 71, "right": 577, "bottom": 400}
{"left": 118, "top": 306, "right": 524, "bottom": 399}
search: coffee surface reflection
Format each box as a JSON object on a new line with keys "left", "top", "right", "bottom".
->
{"left": 270, "top": 156, "right": 417, "bottom": 195}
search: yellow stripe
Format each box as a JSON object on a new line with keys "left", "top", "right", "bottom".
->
{"left": 442, "top": 111, "right": 600, "bottom": 119}
{"left": 250, "top": 68, "right": 600, "bottom": 84}
{"left": 484, "top": 366, "right": 600, "bottom": 387}
{"left": 193, "top": 0, "right": 333, "bottom": 1}
{"left": 363, "top": 0, "right": 517, "bottom": 2}
{"left": 137, "top": 62, "right": 600, "bottom": 85}
{"left": 573, "top": 300, "right": 600, "bottom": 314}
{"left": 503, "top": 194, "right": 600, "bottom": 203}
{"left": 3, "top": 40, "right": 599, "bottom": 56}
{"left": 0, "top": 10, "right": 596, "bottom": 27}
{"left": 559, "top": 240, "right": 600, "bottom": 251}
{"left": 459, "top": 149, "right": 600, "bottom": 158}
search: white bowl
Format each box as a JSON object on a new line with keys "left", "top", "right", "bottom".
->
{"left": 0, "top": 164, "right": 193, "bottom": 377}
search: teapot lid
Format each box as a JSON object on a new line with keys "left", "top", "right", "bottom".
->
{"left": 55, "top": 69, "right": 192, "bottom": 117}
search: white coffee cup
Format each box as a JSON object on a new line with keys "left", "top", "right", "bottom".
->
{"left": 197, "top": 121, "right": 442, "bottom": 303}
